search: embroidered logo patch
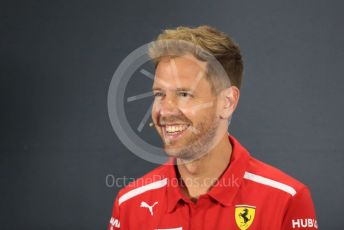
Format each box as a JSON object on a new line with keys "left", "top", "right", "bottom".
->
{"left": 235, "top": 205, "right": 256, "bottom": 230}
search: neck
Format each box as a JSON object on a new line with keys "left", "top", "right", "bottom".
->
{"left": 176, "top": 133, "right": 232, "bottom": 201}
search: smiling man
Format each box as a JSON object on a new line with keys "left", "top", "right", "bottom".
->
{"left": 109, "top": 26, "right": 318, "bottom": 230}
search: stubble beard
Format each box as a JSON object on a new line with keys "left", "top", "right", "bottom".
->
{"left": 163, "top": 116, "right": 221, "bottom": 161}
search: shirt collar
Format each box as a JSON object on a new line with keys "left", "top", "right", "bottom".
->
{"left": 166, "top": 135, "right": 250, "bottom": 212}
{"left": 166, "top": 158, "right": 188, "bottom": 213}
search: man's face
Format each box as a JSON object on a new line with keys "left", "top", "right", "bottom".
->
{"left": 151, "top": 54, "right": 221, "bottom": 160}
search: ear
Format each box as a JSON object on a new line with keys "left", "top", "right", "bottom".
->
{"left": 218, "top": 86, "right": 240, "bottom": 119}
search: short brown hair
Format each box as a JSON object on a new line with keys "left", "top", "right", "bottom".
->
{"left": 149, "top": 25, "right": 243, "bottom": 90}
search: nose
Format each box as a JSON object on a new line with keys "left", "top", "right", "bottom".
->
{"left": 155, "top": 95, "right": 179, "bottom": 117}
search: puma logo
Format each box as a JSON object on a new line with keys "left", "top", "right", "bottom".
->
{"left": 140, "top": 201, "right": 159, "bottom": 216}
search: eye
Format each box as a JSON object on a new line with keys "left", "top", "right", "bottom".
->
{"left": 177, "top": 92, "right": 193, "bottom": 98}
{"left": 154, "top": 92, "right": 164, "bottom": 97}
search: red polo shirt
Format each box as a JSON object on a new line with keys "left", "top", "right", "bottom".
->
{"left": 108, "top": 136, "right": 318, "bottom": 229}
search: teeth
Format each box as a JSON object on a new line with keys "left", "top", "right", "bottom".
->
{"left": 165, "top": 125, "right": 188, "bottom": 133}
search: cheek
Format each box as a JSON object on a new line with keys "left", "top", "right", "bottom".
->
{"left": 179, "top": 102, "right": 210, "bottom": 117}
{"left": 182, "top": 108, "right": 196, "bottom": 117}
{"left": 151, "top": 102, "right": 159, "bottom": 119}
{"left": 181, "top": 106, "right": 217, "bottom": 124}
{"left": 178, "top": 104, "right": 198, "bottom": 117}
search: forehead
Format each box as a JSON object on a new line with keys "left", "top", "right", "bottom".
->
{"left": 153, "top": 55, "right": 210, "bottom": 90}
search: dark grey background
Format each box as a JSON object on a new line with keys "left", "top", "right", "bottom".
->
{"left": 1, "top": 0, "right": 343, "bottom": 229}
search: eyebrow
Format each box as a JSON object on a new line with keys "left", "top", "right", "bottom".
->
{"left": 152, "top": 87, "right": 192, "bottom": 92}
{"left": 176, "top": 88, "right": 192, "bottom": 92}
{"left": 152, "top": 87, "right": 162, "bottom": 91}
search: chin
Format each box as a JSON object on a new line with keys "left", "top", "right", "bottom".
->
{"left": 164, "top": 146, "right": 185, "bottom": 157}
{"left": 163, "top": 145, "right": 200, "bottom": 161}
{"left": 163, "top": 145, "right": 182, "bottom": 157}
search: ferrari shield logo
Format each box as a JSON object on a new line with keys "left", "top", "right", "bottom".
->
{"left": 235, "top": 205, "right": 256, "bottom": 230}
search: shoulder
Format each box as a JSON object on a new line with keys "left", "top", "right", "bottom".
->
{"left": 243, "top": 156, "right": 308, "bottom": 197}
{"left": 116, "top": 163, "right": 170, "bottom": 207}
